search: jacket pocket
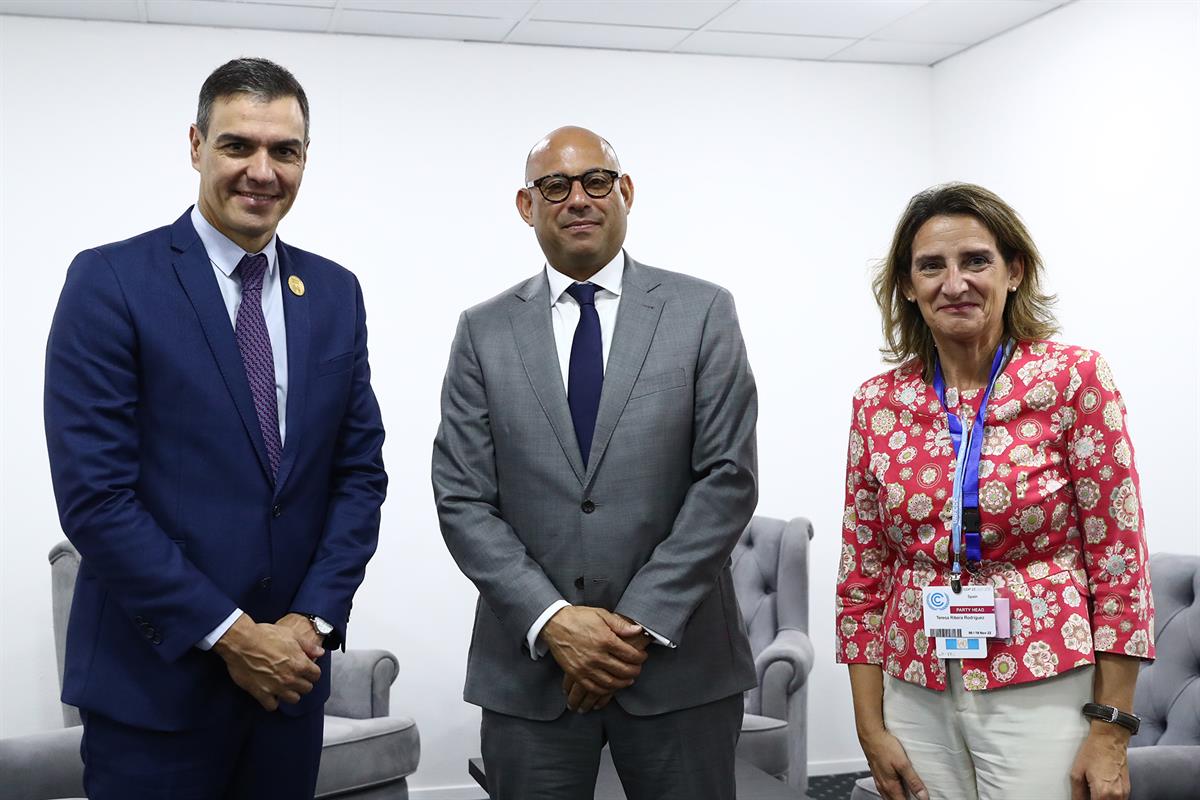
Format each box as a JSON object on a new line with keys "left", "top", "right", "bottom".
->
{"left": 1002, "top": 567, "right": 1093, "bottom": 661}
{"left": 629, "top": 368, "right": 687, "bottom": 400}
{"left": 317, "top": 351, "right": 354, "bottom": 376}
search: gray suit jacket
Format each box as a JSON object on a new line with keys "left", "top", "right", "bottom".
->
{"left": 432, "top": 255, "right": 758, "bottom": 720}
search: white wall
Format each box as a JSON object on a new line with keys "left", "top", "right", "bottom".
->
{"left": 0, "top": 2, "right": 1195, "bottom": 794}
{"left": 930, "top": 0, "right": 1200, "bottom": 561}
{"left": 0, "top": 14, "right": 929, "bottom": 792}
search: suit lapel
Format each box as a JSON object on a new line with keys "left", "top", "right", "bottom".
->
{"left": 584, "top": 257, "right": 664, "bottom": 487}
{"left": 170, "top": 211, "right": 273, "bottom": 483}
{"left": 273, "top": 242, "right": 309, "bottom": 496}
{"left": 510, "top": 272, "right": 586, "bottom": 484}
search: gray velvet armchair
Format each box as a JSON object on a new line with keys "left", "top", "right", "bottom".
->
{"left": 1127, "top": 552, "right": 1200, "bottom": 800}
{"left": 731, "top": 515, "right": 816, "bottom": 793}
{"left": 0, "top": 541, "right": 419, "bottom": 800}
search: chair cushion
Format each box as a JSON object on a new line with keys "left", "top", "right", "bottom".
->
{"left": 0, "top": 725, "right": 85, "bottom": 800}
{"left": 736, "top": 713, "right": 788, "bottom": 778}
{"left": 1129, "top": 744, "right": 1200, "bottom": 800}
{"left": 316, "top": 714, "right": 419, "bottom": 798}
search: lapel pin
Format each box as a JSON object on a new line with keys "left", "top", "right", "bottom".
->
{"left": 288, "top": 276, "right": 305, "bottom": 297}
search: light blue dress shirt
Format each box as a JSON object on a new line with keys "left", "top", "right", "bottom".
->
{"left": 188, "top": 207, "right": 325, "bottom": 650}
{"left": 190, "top": 205, "right": 288, "bottom": 444}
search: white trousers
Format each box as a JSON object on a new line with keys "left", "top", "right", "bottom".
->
{"left": 883, "top": 661, "right": 1092, "bottom": 800}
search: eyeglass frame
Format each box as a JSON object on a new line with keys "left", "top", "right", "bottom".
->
{"left": 524, "top": 168, "right": 623, "bottom": 203}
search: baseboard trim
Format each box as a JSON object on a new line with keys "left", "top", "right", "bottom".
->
{"left": 808, "top": 756, "right": 869, "bottom": 776}
{"left": 408, "top": 784, "right": 487, "bottom": 800}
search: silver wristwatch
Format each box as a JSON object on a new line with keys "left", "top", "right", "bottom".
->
{"left": 305, "top": 614, "right": 333, "bottom": 637}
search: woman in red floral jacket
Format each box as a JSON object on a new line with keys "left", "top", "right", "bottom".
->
{"left": 837, "top": 183, "right": 1154, "bottom": 800}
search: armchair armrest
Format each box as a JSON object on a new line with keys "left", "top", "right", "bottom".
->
{"left": 1129, "top": 745, "right": 1200, "bottom": 800}
{"left": 755, "top": 628, "right": 815, "bottom": 723}
{"left": 0, "top": 725, "right": 85, "bottom": 800}
{"left": 325, "top": 648, "right": 399, "bottom": 720}
{"left": 754, "top": 628, "right": 814, "bottom": 696}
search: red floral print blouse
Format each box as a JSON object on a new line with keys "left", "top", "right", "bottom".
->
{"left": 835, "top": 340, "right": 1155, "bottom": 691}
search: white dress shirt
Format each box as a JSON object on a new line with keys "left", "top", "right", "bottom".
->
{"left": 188, "top": 207, "right": 324, "bottom": 650}
{"left": 524, "top": 251, "right": 674, "bottom": 658}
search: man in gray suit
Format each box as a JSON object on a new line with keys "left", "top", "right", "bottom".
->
{"left": 432, "top": 126, "right": 758, "bottom": 800}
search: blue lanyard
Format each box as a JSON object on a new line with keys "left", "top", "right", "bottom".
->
{"left": 933, "top": 340, "right": 1011, "bottom": 588}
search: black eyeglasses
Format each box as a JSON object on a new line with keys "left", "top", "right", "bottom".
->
{"left": 525, "top": 169, "right": 621, "bottom": 203}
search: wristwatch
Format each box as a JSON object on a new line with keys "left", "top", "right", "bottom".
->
{"left": 305, "top": 614, "right": 334, "bottom": 638}
{"left": 1081, "top": 702, "right": 1141, "bottom": 735}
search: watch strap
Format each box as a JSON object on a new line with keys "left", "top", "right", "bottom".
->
{"left": 1082, "top": 702, "right": 1141, "bottom": 735}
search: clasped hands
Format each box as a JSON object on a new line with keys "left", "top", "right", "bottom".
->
{"left": 540, "top": 606, "right": 651, "bottom": 714}
{"left": 212, "top": 612, "right": 325, "bottom": 711}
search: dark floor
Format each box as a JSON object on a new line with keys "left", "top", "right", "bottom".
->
{"left": 806, "top": 770, "right": 872, "bottom": 800}
{"left": 463, "top": 770, "right": 872, "bottom": 799}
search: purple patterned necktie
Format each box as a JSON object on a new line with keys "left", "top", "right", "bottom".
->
{"left": 235, "top": 253, "right": 282, "bottom": 479}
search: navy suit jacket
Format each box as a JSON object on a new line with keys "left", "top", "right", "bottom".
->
{"left": 44, "top": 209, "right": 387, "bottom": 731}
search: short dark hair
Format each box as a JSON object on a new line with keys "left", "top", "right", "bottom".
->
{"left": 196, "top": 57, "right": 310, "bottom": 139}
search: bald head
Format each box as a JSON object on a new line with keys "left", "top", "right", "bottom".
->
{"left": 525, "top": 126, "right": 621, "bottom": 182}
{"left": 516, "top": 125, "right": 634, "bottom": 281}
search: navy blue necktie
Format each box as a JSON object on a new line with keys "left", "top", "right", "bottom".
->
{"left": 566, "top": 282, "right": 603, "bottom": 467}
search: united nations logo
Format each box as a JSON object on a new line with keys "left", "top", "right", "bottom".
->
{"left": 925, "top": 590, "right": 949, "bottom": 611}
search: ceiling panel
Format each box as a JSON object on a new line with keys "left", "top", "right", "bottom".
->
{"left": 531, "top": 0, "right": 731, "bottom": 29}
{"left": 508, "top": 19, "right": 690, "bottom": 51}
{"left": 677, "top": 30, "right": 852, "bottom": 60}
{"left": 0, "top": 0, "right": 141, "bottom": 22}
{"left": 2, "top": 0, "right": 1076, "bottom": 66}
{"left": 334, "top": 9, "right": 514, "bottom": 40}
{"left": 829, "top": 37, "right": 962, "bottom": 65}
{"left": 342, "top": 1, "right": 535, "bottom": 17}
{"left": 147, "top": 0, "right": 332, "bottom": 31}
{"left": 871, "top": 0, "right": 1064, "bottom": 45}
{"left": 708, "top": 0, "right": 925, "bottom": 39}
{"left": 238, "top": 0, "right": 337, "bottom": 9}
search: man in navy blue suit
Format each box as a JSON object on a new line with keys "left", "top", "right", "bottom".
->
{"left": 43, "top": 58, "right": 387, "bottom": 799}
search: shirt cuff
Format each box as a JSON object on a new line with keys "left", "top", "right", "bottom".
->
{"left": 526, "top": 600, "right": 570, "bottom": 660}
{"left": 638, "top": 623, "right": 676, "bottom": 648}
{"left": 197, "top": 608, "right": 243, "bottom": 651}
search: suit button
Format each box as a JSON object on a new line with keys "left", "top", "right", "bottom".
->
{"left": 272, "top": 505, "right": 282, "bottom": 518}
{"left": 143, "top": 627, "right": 154, "bottom": 640}
{"left": 574, "top": 576, "right": 585, "bottom": 590}
{"left": 151, "top": 634, "right": 162, "bottom": 645}
{"left": 259, "top": 577, "right": 272, "bottom": 590}
{"left": 581, "top": 500, "right": 595, "bottom": 513}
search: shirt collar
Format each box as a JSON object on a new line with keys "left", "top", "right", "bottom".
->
{"left": 190, "top": 205, "right": 278, "bottom": 278}
{"left": 546, "top": 249, "right": 625, "bottom": 306}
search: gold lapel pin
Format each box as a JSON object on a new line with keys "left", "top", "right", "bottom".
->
{"left": 288, "top": 276, "right": 305, "bottom": 297}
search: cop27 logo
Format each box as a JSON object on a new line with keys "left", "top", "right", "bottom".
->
{"left": 925, "top": 589, "right": 949, "bottom": 611}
